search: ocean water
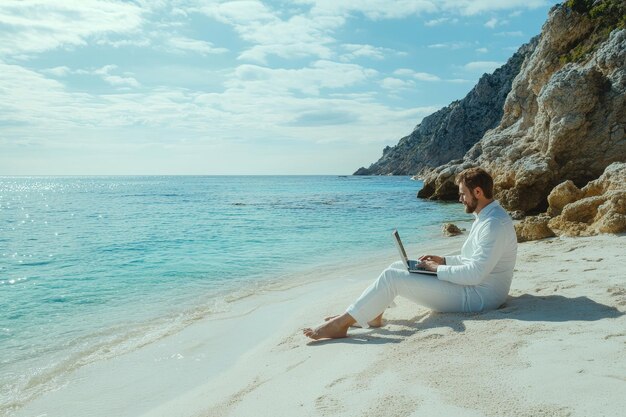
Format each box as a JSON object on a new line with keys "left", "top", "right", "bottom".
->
{"left": 0, "top": 175, "right": 471, "bottom": 414}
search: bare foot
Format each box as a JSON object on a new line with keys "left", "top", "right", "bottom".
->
{"left": 368, "top": 315, "right": 384, "bottom": 328}
{"left": 324, "top": 314, "right": 384, "bottom": 328}
{"left": 304, "top": 314, "right": 355, "bottom": 340}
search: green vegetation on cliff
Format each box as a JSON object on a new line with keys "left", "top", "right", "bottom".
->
{"left": 560, "top": 0, "right": 626, "bottom": 64}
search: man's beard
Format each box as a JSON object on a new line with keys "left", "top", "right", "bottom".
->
{"left": 464, "top": 196, "right": 478, "bottom": 213}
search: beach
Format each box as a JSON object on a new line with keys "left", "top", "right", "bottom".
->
{"left": 3, "top": 1, "right": 625, "bottom": 416}
{"left": 11, "top": 233, "right": 625, "bottom": 417}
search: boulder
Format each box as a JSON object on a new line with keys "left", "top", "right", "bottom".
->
{"left": 547, "top": 180, "right": 585, "bottom": 216}
{"left": 548, "top": 162, "right": 626, "bottom": 236}
{"left": 515, "top": 215, "right": 556, "bottom": 242}
{"left": 442, "top": 223, "right": 463, "bottom": 237}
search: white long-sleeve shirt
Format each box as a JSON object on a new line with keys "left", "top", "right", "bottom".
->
{"left": 437, "top": 200, "right": 518, "bottom": 304}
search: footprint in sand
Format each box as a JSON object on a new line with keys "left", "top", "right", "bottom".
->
{"left": 582, "top": 257, "right": 604, "bottom": 262}
{"left": 525, "top": 257, "right": 539, "bottom": 263}
{"left": 273, "top": 332, "right": 300, "bottom": 351}
{"left": 363, "top": 395, "right": 420, "bottom": 417}
{"left": 285, "top": 358, "right": 308, "bottom": 372}
{"left": 607, "top": 286, "right": 625, "bottom": 296}
{"left": 607, "top": 286, "right": 626, "bottom": 306}
{"left": 604, "top": 333, "right": 626, "bottom": 340}
{"left": 325, "top": 377, "right": 348, "bottom": 389}
{"left": 315, "top": 395, "right": 345, "bottom": 415}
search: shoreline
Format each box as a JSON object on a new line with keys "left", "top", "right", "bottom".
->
{"left": 2, "top": 217, "right": 467, "bottom": 417}
{"left": 6, "top": 234, "right": 463, "bottom": 417}
{"left": 10, "top": 233, "right": 626, "bottom": 417}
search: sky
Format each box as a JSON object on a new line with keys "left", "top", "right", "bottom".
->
{"left": 0, "top": 0, "right": 561, "bottom": 175}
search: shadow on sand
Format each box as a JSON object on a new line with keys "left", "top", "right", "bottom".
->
{"left": 307, "top": 294, "right": 623, "bottom": 345}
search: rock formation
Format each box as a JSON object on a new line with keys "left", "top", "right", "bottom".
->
{"left": 515, "top": 161, "right": 625, "bottom": 240}
{"left": 442, "top": 223, "right": 463, "bottom": 237}
{"left": 353, "top": 39, "right": 538, "bottom": 176}
{"left": 546, "top": 180, "right": 585, "bottom": 216}
{"left": 417, "top": 3, "right": 626, "bottom": 217}
{"left": 547, "top": 162, "right": 626, "bottom": 236}
{"left": 514, "top": 214, "right": 556, "bottom": 243}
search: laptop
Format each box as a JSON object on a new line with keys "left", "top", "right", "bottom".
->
{"left": 392, "top": 229, "right": 437, "bottom": 275}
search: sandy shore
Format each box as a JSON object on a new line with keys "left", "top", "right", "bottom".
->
{"left": 13, "top": 234, "right": 625, "bottom": 417}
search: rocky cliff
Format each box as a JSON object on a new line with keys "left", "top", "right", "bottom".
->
{"left": 417, "top": 1, "right": 626, "bottom": 221}
{"left": 353, "top": 39, "right": 538, "bottom": 176}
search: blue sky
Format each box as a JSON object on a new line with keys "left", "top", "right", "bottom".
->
{"left": 0, "top": 0, "right": 559, "bottom": 175}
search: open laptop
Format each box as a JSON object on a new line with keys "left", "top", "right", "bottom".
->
{"left": 392, "top": 229, "right": 437, "bottom": 275}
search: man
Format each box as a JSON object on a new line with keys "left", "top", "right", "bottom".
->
{"left": 304, "top": 167, "right": 518, "bottom": 340}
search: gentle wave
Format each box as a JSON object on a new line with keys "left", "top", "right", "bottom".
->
{"left": 0, "top": 290, "right": 233, "bottom": 417}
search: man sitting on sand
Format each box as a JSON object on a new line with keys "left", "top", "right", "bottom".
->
{"left": 304, "top": 167, "right": 518, "bottom": 340}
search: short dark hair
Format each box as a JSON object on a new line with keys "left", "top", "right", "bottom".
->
{"left": 455, "top": 167, "right": 494, "bottom": 199}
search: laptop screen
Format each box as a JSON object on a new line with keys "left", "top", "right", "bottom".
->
{"left": 392, "top": 229, "right": 410, "bottom": 268}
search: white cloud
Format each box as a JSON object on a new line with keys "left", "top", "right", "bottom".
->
{"left": 341, "top": 44, "right": 385, "bottom": 60}
{"left": 197, "top": 2, "right": 341, "bottom": 63}
{"left": 226, "top": 60, "right": 377, "bottom": 95}
{"left": 393, "top": 69, "right": 441, "bottom": 82}
{"left": 197, "top": 0, "right": 277, "bottom": 24}
{"left": 0, "top": 0, "right": 557, "bottom": 174}
{"left": 97, "top": 38, "right": 152, "bottom": 48}
{"left": 393, "top": 69, "right": 415, "bottom": 76}
{"left": 94, "top": 65, "right": 140, "bottom": 88}
{"left": 381, "top": 77, "right": 415, "bottom": 90}
{"left": 484, "top": 16, "right": 511, "bottom": 28}
{"left": 42, "top": 66, "right": 72, "bottom": 77}
{"left": 297, "top": 0, "right": 549, "bottom": 18}
{"left": 463, "top": 61, "right": 503, "bottom": 73}
{"left": 103, "top": 75, "right": 141, "bottom": 88}
{"left": 0, "top": 1, "right": 145, "bottom": 57}
{"left": 476, "top": 47, "right": 489, "bottom": 53}
{"left": 496, "top": 31, "right": 524, "bottom": 37}
{"left": 484, "top": 17, "right": 499, "bottom": 28}
{"left": 302, "top": 0, "right": 438, "bottom": 20}
{"left": 37, "top": 64, "right": 141, "bottom": 88}
{"left": 0, "top": 61, "right": 439, "bottom": 158}
{"left": 166, "top": 36, "right": 229, "bottom": 55}
{"left": 394, "top": 68, "right": 471, "bottom": 83}
{"left": 238, "top": 43, "right": 333, "bottom": 64}
{"left": 194, "top": 0, "right": 546, "bottom": 63}
{"left": 437, "top": 0, "right": 549, "bottom": 15}
{"left": 0, "top": 63, "right": 105, "bottom": 130}
{"left": 424, "top": 17, "right": 458, "bottom": 26}
{"left": 427, "top": 42, "right": 472, "bottom": 50}
{"left": 340, "top": 44, "right": 406, "bottom": 62}
{"left": 0, "top": 0, "right": 549, "bottom": 64}
{"left": 414, "top": 72, "right": 441, "bottom": 82}
{"left": 94, "top": 65, "right": 118, "bottom": 76}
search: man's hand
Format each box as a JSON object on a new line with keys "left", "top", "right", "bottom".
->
{"left": 418, "top": 255, "right": 445, "bottom": 272}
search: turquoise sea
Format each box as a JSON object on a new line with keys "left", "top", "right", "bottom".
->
{"left": 0, "top": 175, "right": 471, "bottom": 414}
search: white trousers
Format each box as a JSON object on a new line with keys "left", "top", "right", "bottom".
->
{"left": 346, "top": 261, "right": 498, "bottom": 328}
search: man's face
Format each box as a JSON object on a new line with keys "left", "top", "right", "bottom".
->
{"left": 458, "top": 183, "right": 478, "bottom": 213}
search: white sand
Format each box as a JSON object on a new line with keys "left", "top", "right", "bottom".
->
{"left": 13, "top": 234, "right": 626, "bottom": 417}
